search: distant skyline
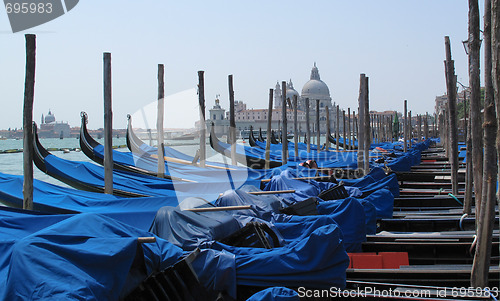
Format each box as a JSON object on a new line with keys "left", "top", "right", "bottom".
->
{"left": 1, "top": 1, "right": 482, "bottom": 130}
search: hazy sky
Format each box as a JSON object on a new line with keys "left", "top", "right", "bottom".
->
{"left": 0, "top": 1, "right": 479, "bottom": 130}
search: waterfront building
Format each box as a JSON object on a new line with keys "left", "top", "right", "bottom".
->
{"left": 207, "top": 63, "right": 337, "bottom": 137}
{"left": 39, "top": 110, "right": 71, "bottom": 138}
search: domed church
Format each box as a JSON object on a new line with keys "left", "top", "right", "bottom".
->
{"left": 299, "top": 62, "right": 332, "bottom": 111}
{"left": 274, "top": 63, "right": 332, "bottom": 112}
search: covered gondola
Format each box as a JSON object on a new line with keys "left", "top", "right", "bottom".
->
{"left": 328, "top": 133, "right": 358, "bottom": 150}
{"left": 33, "top": 123, "right": 150, "bottom": 197}
{"left": 80, "top": 112, "right": 165, "bottom": 179}
{"left": 209, "top": 123, "right": 282, "bottom": 169}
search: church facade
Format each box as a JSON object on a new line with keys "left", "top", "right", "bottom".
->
{"left": 39, "top": 110, "right": 71, "bottom": 138}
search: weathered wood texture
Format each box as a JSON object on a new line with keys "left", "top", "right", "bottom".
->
{"left": 103, "top": 53, "right": 113, "bottom": 194}
{"left": 157, "top": 64, "right": 165, "bottom": 178}
{"left": 282, "top": 81, "right": 288, "bottom": 163}
{"left": 228, "top": 75, "right": 237, "bottom": 166}
{"left": 23, "top": 34, "right": 36, "bottom": 209}
{"left": 470, "top": 0, "right": 484, "bottom": 215}
{"left": 306, "top": 98, "right": 311, "bottom": 153}
{"left": 265, "top": 89, "right": 273, "bottom": 169}
{"left": 293, "top": 95, "right": 299, "bottom": 157}
{"left": 444, "top": 36, "right": 459, "bottom": 196}
{"left": 316, "top": 99, "right": 320, "bottom": 153}
{"left": 198, "top": 71, "right": 206, "bottom": 168}
{"left": 471, "top": 0, "right": 498, "bottom": 287}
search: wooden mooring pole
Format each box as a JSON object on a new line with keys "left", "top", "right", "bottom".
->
{"left": 425, "top": 112, "right": 429, "bottom": 140}
{"left": 316, "top": 99, "right": 320, "bottom": 153}
{"left": 198, "top": 71, "right": 206, "bottom": 168}
{"left": 409, "top": 110, "right": 412, "bottom": 148}
{"left": 469, "top": 0, "right": 484, "bottom": 216}
{"left": 350, "top": 111, "right": 355, "bottom": 149}
{"left": 103, "top": 53, "right": 113, "bottom": 195}
{"left": 336, "top": 105, "right": 340, "bottom": 151}
{"left": 363, "top": 76, "right": 370, "bottom": 173}
{"left": 357, "top": 75, "right": 366, "bottom": 174}
{"left": 264, "top": 89, "right": 273, "bottom": 169}
{"left": 325, "top": 105, "right": 330, "bottom": 151}
{"left": 306, "top": 98, "right": 311, "bottom": 153}
{"left": 444, "top": 36, "right": 459, "bottom": 196}
{"left": 403, "top": 100, "right": 408, "bottom": 152}
{"left": 347, "top": 108, "right": 351, "bottom": 149}
{"left": 228, "top": 75, "right": 237, "bottom": 166}
{"left": 293, "top": 95, "right": 298, "bottom": 157}
{"left": 342, "top": 109, "right": 346, "bottom": 150}
{"left": 471, "top": 0, "right": 498, "bottom": 287}
{"left": 281, "top": 81, "right": 288, "bottom": 164}
{"left": 464, "top": 109, "right": 473, "bottom": 215}
{"left": 23, "top": 34, "right": 36, "bottom": 209}
{"left": 156, "top": 64, "right": 165, "bottom": 178}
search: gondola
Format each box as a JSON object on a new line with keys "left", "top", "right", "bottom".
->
{"left": 258, "top": 127, "right": 265, "bottom": 142}
{"left": 79, "top": 112, "right": 165, "bottom": 178}
{"left": 328, "top": 133, "right": 358, "bottom": 150}
{"left": 125, "top": 115, "right": 237, "bottom": 170}
{"left": 209, "top": 123, "right": 282, "bottom": 169}
{"left": 33, "top": 123, "right": 150, "bottom": 197}
{"left": 248, "top": 126, "right": 258, "bottom": 147}
{"left": 36, "top": 122, "right": 266, "bottom": 199}
{"left": 270, "top": 130, "right": 279, "bottom": 144}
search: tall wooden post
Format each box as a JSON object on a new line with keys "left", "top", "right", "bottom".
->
{"left": 265, "top": 89, "right": 273, "bottom": 169}
{"left": 281, "top": 81, "right": 288, "bottom": 164}
{"left": 293, "top": 95, "right": 298, "bottom": 158}
{"left": 444, "top": 36, "right": 459, "bottom": 196}
{"left": 363, "top": 76, "right": 370, "bottom": 173}
{"left": 316, "top": 99, "right": 320, "bottom": 153}
{"left": 156, "top": 64, "right": 165, "bottom": 178}
{"left": 404, "top": 100, "right": 408, "bottom": 152}
{"left": 468, "top": 0, "right": 484, "bottom": 215}
{"left": 493, "top": 0, "right": 500, "bottom": 210}
{"left": 305, "top": 98, "right": 311, "bottom": 153}
{"left": 357, "top": 75, "right": 366, "bottom": 173}
{"left": 350, "top": 111, "right": 355, "bottom": 149}
{"left": 390, "top": 115, "right": 392, "bottom": 141}
{"left": 347, "top": 108, "right": 351, "bottom": 149}
{"left": 198, "top": 71, "right": 206, "bottom": 168}
{"left": 103, "top": 53, "right": 113, "bottom": 194}
{"left": 464, "top": 108, "right": 474, "bottom": 215}
{"left": 325, "top": 105, "right": 330, "bottom": 151}
{"left": 336, "top": 105, "right": 340, "bottom": 151}
{"left": 23, "top": 34, "right": 36, "bottom": 209}
{"left": 471, "top": 0, "right": 497, "bottom": 287}
{"left": 425, "top": 112, "right": 429, "bottom": 140}
{"left": 342, "top": 110, "right": 346, "bottom": 150}
{"left": 228, "top": 75, "right": 237, "bottom": 166}
{"left": 409, "top": 110, "right": 412, "bottom": 148}
{"left": 434, "top": 113, "right": 437, "bottom": 138}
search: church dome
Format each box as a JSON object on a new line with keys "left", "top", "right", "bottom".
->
{"left": 301, "top": 63, "right": 330, "bottom": 100}
{"left": 44, "top": 110, "right": 56, "bottom": 124}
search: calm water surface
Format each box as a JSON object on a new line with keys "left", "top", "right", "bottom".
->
{"left": 0, "top": 137, "right": 226, "bottom": 187}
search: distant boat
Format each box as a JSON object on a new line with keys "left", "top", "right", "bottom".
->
{"left": 171, "top": 134, "right": 195, "bottom": 141}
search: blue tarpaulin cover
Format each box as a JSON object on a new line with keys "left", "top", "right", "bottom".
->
{"left": 149, "top": 206, "right": 349, "bottom": 289}
{"left": 1, "top": 213, "right": 184, "bottom": 300}
{"left": 246, "top": 287, "right": 299, "bottom": 301}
